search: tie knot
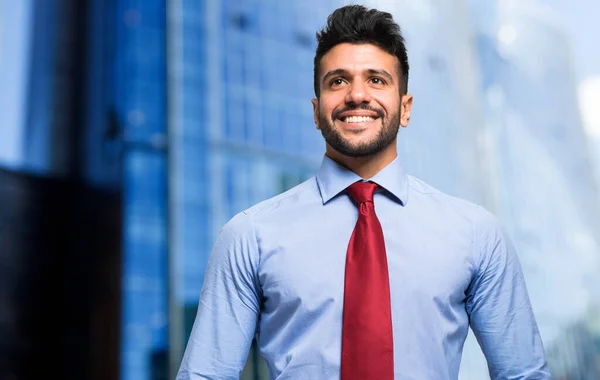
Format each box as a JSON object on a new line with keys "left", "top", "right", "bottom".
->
{"left": 346, "top": 181, "right": 379, "bottom": 204}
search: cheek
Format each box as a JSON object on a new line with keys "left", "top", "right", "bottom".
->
{"left": 374, "top": 94, "right": 401, "bottom": 114}
{"left": 319, "top": 102, "right": 335, "bottom": 119}
{"left": 320, "top": 95, "right": 344, "bottom": 114}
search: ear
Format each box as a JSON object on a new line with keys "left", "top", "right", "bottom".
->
{"left": 400, "top": 94, "right": 413, "bottom": 128}
{"left": 311, "top": 98, "right": 320, "bottom": 130}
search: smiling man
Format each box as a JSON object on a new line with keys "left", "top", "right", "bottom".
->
{"left": 312, "top": 41, "right": 411, "bottom": 179}
{"left": 177, "top": 5, "right": 551, "bottom": 380}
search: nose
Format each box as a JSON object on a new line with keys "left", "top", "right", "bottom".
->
{"left": 345, "top": 79, "right": 372, "bottom": 105}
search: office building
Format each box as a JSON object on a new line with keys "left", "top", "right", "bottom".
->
{"left": 470, "top": 1, "right": 600, "bottom": 378}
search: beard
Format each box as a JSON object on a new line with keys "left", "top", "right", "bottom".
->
{"left": 317, "top": 104, "right": 401, "bottom": 158}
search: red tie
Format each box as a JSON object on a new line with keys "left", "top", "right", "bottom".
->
{"left": 341, "top": 181, "right": 394, "bottom": 380}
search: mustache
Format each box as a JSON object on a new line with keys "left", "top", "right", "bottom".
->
{"left": 332, "top": 104, "right": 385, "bottom": 120}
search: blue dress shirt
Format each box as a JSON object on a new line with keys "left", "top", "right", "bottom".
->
{"left": 177, "top": 155, "right": 551, "bottom": 380}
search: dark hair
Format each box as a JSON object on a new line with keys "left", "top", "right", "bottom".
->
{"left": 313, "top": 5, "right": 409, "bottom": 97}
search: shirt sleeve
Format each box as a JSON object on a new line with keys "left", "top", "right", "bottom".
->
{"left": 466, "top": 208, "right": 552, "bottom": 379}
{"left": 176, "top": 211, "right": 262, "bottom": 380}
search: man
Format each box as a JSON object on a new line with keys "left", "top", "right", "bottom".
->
{"left": 177, "top": 5, "right": 551, "bottom": 380}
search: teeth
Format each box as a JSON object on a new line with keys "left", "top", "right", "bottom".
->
{"left": 344, "top": 116, "right": 376, "bottom": 123}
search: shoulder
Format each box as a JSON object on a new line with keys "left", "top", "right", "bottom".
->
{"left": 406, "top": 175, "right": 509, "bottom": 253}
{"left": 218, "top": 176, "right": 318, "bottom": 235}
{"left": 406, "top": 175, "right": 493, "bottom": 222}
{"left": 241, "top": 176, "right": 319, "bottom": 219}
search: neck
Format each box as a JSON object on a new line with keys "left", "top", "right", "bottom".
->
{"left": 325, "top": 143, "right": 398, "bottom": 179}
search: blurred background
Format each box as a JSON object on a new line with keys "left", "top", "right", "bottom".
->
{"left": 0, "top": 0, "right": 599, "bottom": 379}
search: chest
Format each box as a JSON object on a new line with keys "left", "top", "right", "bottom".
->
{"left": 256, "top": 206, "right": 476, "bottom": 314}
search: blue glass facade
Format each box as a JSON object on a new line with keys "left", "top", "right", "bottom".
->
{"left": 0, "top": 1, "right": 32, "bottom": 171}
{"left": 1, "top": 1, "right": 124, "bottom": 378}
{"left": 465, "top": 1, "right": 600, "bottom": 379}
{"left": 0, "top": 0, "right": 66, "bottom": 175}
{"left": 114, "top": 1, "right": 170, "bottom": 379}
{"left": 168, "top": 0, "right": 338, "bottom": 325}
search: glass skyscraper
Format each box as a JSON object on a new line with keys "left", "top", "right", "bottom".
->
{"left": 0, "top": 1, "right": 32, "bottom": 171}
{"left": 468, "top": 1, "right": 600, "bottom": 378}
{"left": 1, "top": 1, "right": 123, "bottom": 379}
{"left": 114, "top": 1, "right": 170, "bottom": 379}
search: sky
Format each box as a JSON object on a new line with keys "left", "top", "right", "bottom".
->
{"left": 540, "top": 0, "right": 600, "bottom": 139}
{"left": 541, "top": 0, "right": 600, "bottom": 83}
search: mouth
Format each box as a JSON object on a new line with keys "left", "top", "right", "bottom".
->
{"left": 336, "top": 115, "right": 380, "bottom": 127}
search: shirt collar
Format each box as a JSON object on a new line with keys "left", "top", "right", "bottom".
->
{"left": 316, "top": 154, "right": 409, "bottom": 205}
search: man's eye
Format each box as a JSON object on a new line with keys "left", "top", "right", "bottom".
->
{"left": 331, "top": 78, "right": 344, "bottom": 86}
{"left": 370, "top": 77, "right": 384, "bottom": 84}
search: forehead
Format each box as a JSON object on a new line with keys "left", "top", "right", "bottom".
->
{"left": 319, "top": 43, "right": 399, "bottom": 77}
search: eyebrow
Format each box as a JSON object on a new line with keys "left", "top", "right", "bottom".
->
{"left": 322, "top": 68, "right": 395, "bottom": 84}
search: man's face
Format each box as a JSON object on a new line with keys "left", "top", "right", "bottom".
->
{"left": 312, "top": 43, "right": 412, "bottom": 158}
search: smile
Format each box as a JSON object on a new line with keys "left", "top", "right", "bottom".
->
{"left": 342, "top": 115, "right": 378, "bottom": 123}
